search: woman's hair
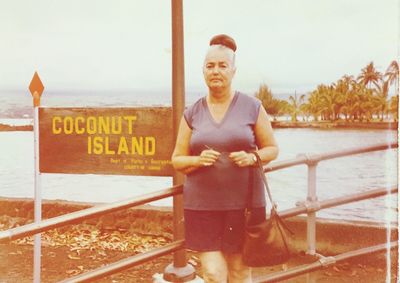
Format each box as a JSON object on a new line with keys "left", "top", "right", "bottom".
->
{"left": 209, "top": 34, "right": 237, "bottom": 52}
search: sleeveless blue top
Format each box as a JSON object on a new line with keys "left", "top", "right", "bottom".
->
{"left": 183, "top": 92, "right": 266, "bottom": 210}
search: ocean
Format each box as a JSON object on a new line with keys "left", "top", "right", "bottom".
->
{"left": 0, "top": 90, "right": 397, "bottom": 223}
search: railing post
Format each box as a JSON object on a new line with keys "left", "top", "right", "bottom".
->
{"left": 306, "top": 158, "right": 318, "bottom": 255}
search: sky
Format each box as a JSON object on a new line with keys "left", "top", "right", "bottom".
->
{"left": 0, "top": 0, "right": 398, "bottom": 97}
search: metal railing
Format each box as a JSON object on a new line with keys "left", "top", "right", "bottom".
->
{"left": 0, "top": 186, "right": 182, "bottom": 242}
{"left": 254, "top": 241, "right": 398, "bottom": 283}
{"left": 264, "top": 141, "right": 398, "bottom": 254}
{"left": 0, "top": 141, "right": 397, "bottom": 282}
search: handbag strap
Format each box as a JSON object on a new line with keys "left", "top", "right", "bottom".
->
{"left": 246, "top": 153, "right": 294, "bottom": 236}
{"left": 247, "top": 151, "right": 277, "bottom": 210}
{"left": 247, "top": 152, "right": 295, "bottom": 235}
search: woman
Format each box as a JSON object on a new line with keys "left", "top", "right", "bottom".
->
{"left": 171, "top": 34, "right": 278, "bottom": 283}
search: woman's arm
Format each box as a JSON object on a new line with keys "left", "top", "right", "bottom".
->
{"left": 253, "top": 106, "right": 279, "bottom": 164}
{"left": 229, "top": 106, "right": 278, "bottom": 166}
{"left": 171, "top": 117, "right": 220, "bottom": 174}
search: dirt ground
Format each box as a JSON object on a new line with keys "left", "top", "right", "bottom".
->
{"left": 0, "top": 214, "right": 398, "bottom": 282}
{"left": 0, "top": 242, "right": 398, "bottom": 282}
{"left": 0, "top": 235, "right": 398, "bottom": 282}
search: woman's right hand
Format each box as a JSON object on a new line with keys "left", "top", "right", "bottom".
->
{"left": 197, "top": 149, "right": 220, "bottom": 167}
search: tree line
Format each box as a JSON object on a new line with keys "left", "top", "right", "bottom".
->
{"left": 256, "top": 60, "right": 399, "bottom": 122}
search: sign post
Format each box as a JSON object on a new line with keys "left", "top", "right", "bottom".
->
{"left": 27, "top": 73, "right": 175, "bottom": 282}
{"left": 29, "top": 71, "right": 44, "bottom": 283}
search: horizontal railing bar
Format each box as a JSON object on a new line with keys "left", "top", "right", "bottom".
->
{"left": 279, "top": 186, "right": 398, "bottom": 219}
{"left": 264, "top": 157, "right": 308, "bottom": 173}
{"left": 59, "top": 240, "right": 185, "bottom": 283}
{"left": 279, "top": 206, "right": 308, "bottom": 219}
{"left": 319, "top": 186, "right": 398, "bottom": 211}
{"left": 265, "top": 142, "right": 398, "bottom": 173}
{"left": 334, "top": 241, "right": 397, "bottom": 262}
{"left": 0, "top": 185, "right": 183, "bottom": 243}
{"left": 315, "top": 142, "right": 398, "bottom": 163}
{"left": 254, "top": 241, "right": 398, "bottom": 282}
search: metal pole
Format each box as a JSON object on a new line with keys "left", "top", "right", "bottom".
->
{"left": 33, "top": 93, "right": 42, "bottom": 283}
{"left": 171, "top": 0, "right": 185, "bottom": 261}
{"left": 163, "top": 0, "right": 196, "bottom": 281}
{"left": 306, "top": 161, "right": 318, "bottom": 255}
{"left": 171, "top": 0, "right": 185, "bottom": 191}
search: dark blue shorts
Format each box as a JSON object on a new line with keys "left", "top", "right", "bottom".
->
{"left": 184, "top": 208, "right": 266, "bottom": 253}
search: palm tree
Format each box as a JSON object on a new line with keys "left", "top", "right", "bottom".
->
{"left": 333, "top": 77, "right": 354, "bottom": 120}
{"left": 287, "top": 91, "right": 305, "bottom": 121}
{"left": 337, "top": 75, "right": 357, "bottom": 120}
{"left": 385, "top": 60, "right": 399, "bottom": 96}
{"left": 389, "top": 95, "right": 399, "bottom": 121}
{"left": 345, "top": 80, "right": 362, "bottom": 121}
{"left": 255, "top": 84, "right": 281, "bottom": 119}
{"left": 359, "top": 88, "right": 375, "bottom": 121}
{"left": 319, "top": 85, "right": 344, "bottom": 121}
{"left": 373, "top": 80, "right": 389, "bottom": 120}
{"left": 357, "top": 62, "right": 382, "bottom": 89}
{"left": 348, "top": 82, "right": 370, "bottom": 121}
{"left": 305, "top": 84, "right": 329, "bottom": 120}
{"left": 255, "top": 84, "right": 280, "bottom": 119}
{"left": 277, "top": 100, "right": 290, "bottom": 118}
{"left": 341, "top": 74, "right": 355, "bottom": 86}
{"left": 306, "top": 91, "right": 323, "bottom": 121}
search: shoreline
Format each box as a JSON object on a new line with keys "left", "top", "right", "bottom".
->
{"left": 0, "top": 121, "right": 397, "bottom": 131}
{"left": 0, "top": 123, "right": 32, "bottom": 131}
{"left": 271, "top": 120, "right": 398, "bottom": 130}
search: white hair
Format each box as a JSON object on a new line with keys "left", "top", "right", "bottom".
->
{"left": 204, "top": 44, "right": 236, "bottom": 67}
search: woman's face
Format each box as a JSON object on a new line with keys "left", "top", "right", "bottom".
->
{"left": 203, "top": 46, "right": 236, "bottom": 92}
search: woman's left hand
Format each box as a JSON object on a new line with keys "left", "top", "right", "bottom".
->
{"left": 229, "top": 151, "right": 255, "bottom": 167}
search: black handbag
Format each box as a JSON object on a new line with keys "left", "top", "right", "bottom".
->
{"left": 242, "top": 152, "right": 293, "bottom": 267}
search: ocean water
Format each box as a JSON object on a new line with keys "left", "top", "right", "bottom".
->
{"left": 0, "top": 90, "right": 203, "bottom": 118}
{"left": 0, "top": 90, "right": 397, "bottom": 222}
{"left": 0, "top": 128, "right": 397, "bottom": 223}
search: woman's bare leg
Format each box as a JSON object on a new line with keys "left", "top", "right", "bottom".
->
{"left": 198, "top": 251, "right": 228, "bottom": 283}
{"left": 225, "top": 253, "right": 252, "bottom": 283}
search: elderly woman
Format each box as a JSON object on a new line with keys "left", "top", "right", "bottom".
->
{"left": 171, "top": 34, "right": 278, "bottom": 283}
